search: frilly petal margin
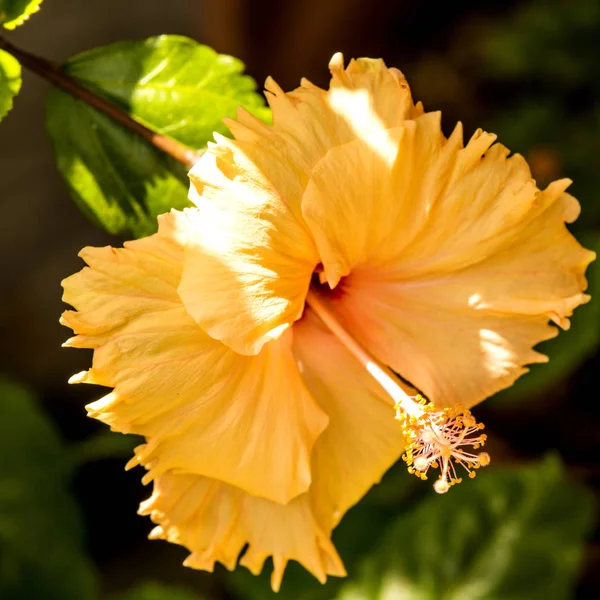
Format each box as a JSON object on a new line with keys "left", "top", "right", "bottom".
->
{"left": 61, "top": 211, "right": 328, "bottom": 505}
{"left": 302, "top": 112, "right": 594, "bottom": 408}
{"left": 59, "top": 207, "right": 410, "bottom": 588}
{"left": 139, "top": 472, "right": 346, "bottom": 592}
{"left": 175, "top": 53, "right": 422, "bottom": 358}
{"left": 222, "top": 54, "right": 423, "bottom": 219}
{"left": 135, "top": 311, "right": 408, "bottom": 590}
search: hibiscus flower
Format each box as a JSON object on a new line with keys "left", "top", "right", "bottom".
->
{"left": 61, "top": 53, "right": 594, "bottom": 590}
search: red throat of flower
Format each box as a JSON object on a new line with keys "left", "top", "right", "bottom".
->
{"left": 305, "top": 287, "right": 490, "bottom": 494}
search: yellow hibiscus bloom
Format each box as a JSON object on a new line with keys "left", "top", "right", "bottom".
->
{"left": 61, "top": 53, "right": 594, "bottom": 590}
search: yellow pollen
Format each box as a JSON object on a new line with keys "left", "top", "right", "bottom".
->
{"left": 305, "top": 287, "right": 490, "bottom": 493}
{"left": 478, "top": 452, "right": 491, "bottom": 467}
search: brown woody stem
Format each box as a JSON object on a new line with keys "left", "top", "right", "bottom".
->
{"left": 0, "top": 36, "right": 202, "bottom": 169}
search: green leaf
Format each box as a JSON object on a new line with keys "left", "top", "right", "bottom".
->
{"left": 0, "top": 48, "right": 21, "bottom": 121}
{"left": 0, "top": 377, "right": 98, "bottom": 600}
{"left": 45, "top": 87, "right": 191, "bottom": 238}
{"left": 45, "top": 36, "right": 270, "bottom": 237}
{"left": 0, "top": 0, "right": 43, "bottom": 29}
{"left": 335, "top": 457, "right": 594, "bottom": 600}
{"left": 110, "top": 582, "right": 205, "bottom": 600}
{"left": 492, "top": 232, "right": 599, "bottom": 404}
{"left": 63, "top": 35, "right": 270, "bottom": 152}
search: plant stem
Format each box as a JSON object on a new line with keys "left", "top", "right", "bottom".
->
{"left": 0, "top": 36, "right": 202, "bottom": 169}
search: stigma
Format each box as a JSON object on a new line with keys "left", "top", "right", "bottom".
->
{"left": 395, "top": 395, "right": 489, "bottom": 493}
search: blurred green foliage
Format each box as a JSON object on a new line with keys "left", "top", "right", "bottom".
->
{"left": 0, "top": 48, "right": 20, "bottom": 121}
{"left": 0, "top": 377, "right": 97, "bottom": 600}
{"left": 110, "top": 582, "right": 205, "bottom": 600}
{"left": 480, "top": 0, "right": 600, "bottom": 228}
{"left": 0, "top": 378, "right": 215, "bottom": 600}
{"left": 335, "top": 457, "right": 593, "bottom": 600}
{"left": 0, "top": 0, "right": 43, "bottom": 30}
{"left": 45, "top": 36, "right": 270, "bottom": 237}
{"left": 227, "top": 458, "right": 593, "bottom": 600}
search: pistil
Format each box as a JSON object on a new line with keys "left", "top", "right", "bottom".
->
{"left": 305, "top": 287, "right": 490, "bottom": 493}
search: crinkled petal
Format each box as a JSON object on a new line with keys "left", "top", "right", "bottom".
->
{"left": 222, "top": 53, "right": 422, "bottom": 216}
{"left": 61, "top": 211, "right": 327, "bottom": 504}
{"left": 300, "top": 110, "right": 593, "bottom": 408}
{"left": 139, "top": 472, "right": 346, "bottom": 592}
{"left": 292, "top": 311, "right": 408, "bottom": 529}
{"left": 301, "top": 112, "right": 549, "bottom": 285}
{"left": 329, "top": 273, "right": 556, "bottom": 409}
{"left": 137, "top": 310, "right": 409, "bottom": 590}
{"left": 301, "top": 124, "right": 412, "bottom": 286}
{"left": 182, "top": 142, "right": 319, "bottom": 355}
{"left": 323, "top": 191, "right": 593, "bottom": 409}
{"left": 254, "top": 53, "right": 421, "bottom": 168}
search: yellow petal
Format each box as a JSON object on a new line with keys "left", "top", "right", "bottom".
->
{"left": 182, "top": 142, "right": 319, "bottom": 355}
{"left": 61, "top": 211, "right": 327, "bottom": 504}
{"left": 301, "top": 112, "right": 516, "bottom": 286}
{"left": 292, "top": 311, "right": 408, "bottom": 530}
{"left": 299, "top": 109, "right": 593, "bottom": 408}
{"left": 323, "top": 192, "right": 592, "bottom": 409}
{"left": 331, "top": 273, "right": 556, "bottom": 409}
{"left": 136, "top": 311, "right": 409, "bottom": 589}
{"left": 139, "top": 472, "right": 346, "bottom": 592}
{"left": 326, "top": 52, "right": 424, "bottom": 143}
{"left": 301, "top": 124, "right": 411, "bottom": 286}
{"left": 180, "top": 53, "right": 420, "bottom": 356}
{"left": 223, "top": 53, "right": 421, "bottom": 206}
{"left": 256, "top": 52, "right": 421, "bottom": 163}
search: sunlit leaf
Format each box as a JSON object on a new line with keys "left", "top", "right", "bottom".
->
{"left": 0, "top": 48, "right": 21, "bottom": 121}
{"left": 46, "top": 88, "right": 190, "bottom": 238}
{"left": 335, "top": 457, "right": 593, "bottom": 600}
{"left": 45, "top": 36, "right": 270, "bottom": 237}
{"left": 0, "top": 0, "right": 43, "bottom": 29}
{"left": 0, "top": 377, "right": 98, "bottom": 600}
{"left": 63, "top": 35, "right": 270, "bottom": 151}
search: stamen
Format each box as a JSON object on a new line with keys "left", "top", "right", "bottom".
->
{"left": 395, "top": 396, "right": 489, "bottom": 492}
{"left": 305, "top": 287, "right": 490, "bottom": 493}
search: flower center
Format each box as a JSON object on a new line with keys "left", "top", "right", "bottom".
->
{"left": 305, "top": 286, "right": 490, "bottom": 494}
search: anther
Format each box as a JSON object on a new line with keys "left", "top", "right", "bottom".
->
{"left": 433, "top": 479, "right": 449, "bottom": 494}
{"left": 413, "top": 456, "right": 429, "bottom": 471}
{"left": 395, "top": 398, "right": 490, "bottom": 492}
